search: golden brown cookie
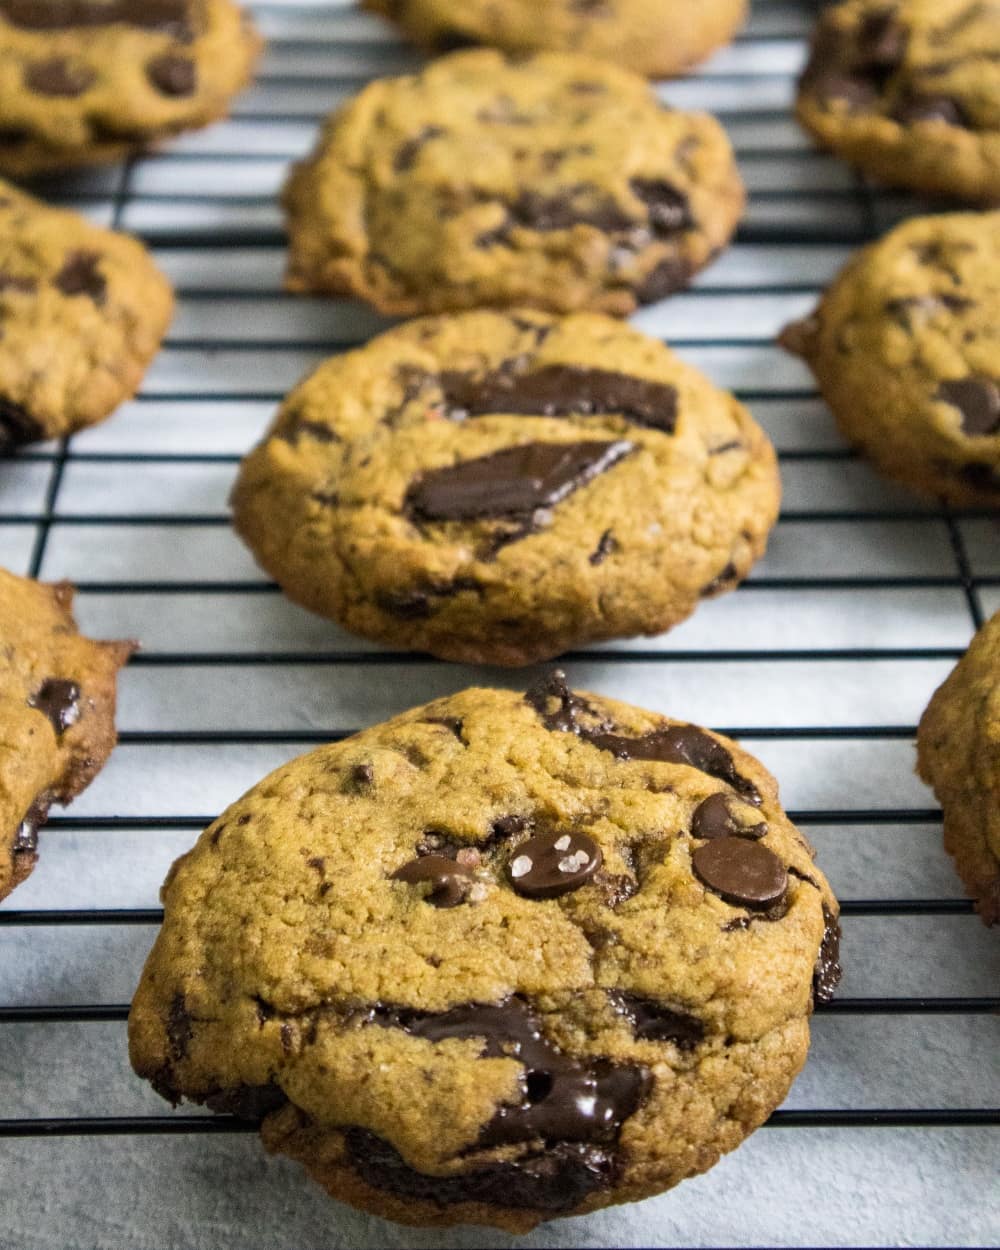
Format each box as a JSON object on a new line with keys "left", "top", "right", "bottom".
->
{"left": 283, "top": 49, "right": 745, "bottom": 316}
{"left": 231, "top": 310, "right": 780, "bottom": 665}
{"left": 795, "top": 0, "right": 1000, "bottom": 203}
{"left": 918, "top": 611, "right": 1000, "bottom": 926}
{"left": 363, "top": 0, "right": 748, "bottom": 80}
{"left": 0, "top": 178, "right": 174, "bottom": 451}
{"left": 0, "top": 0, "right": 262, "bottom": 176}
{"left": 780, "top": 212, "right": 1000, "bottom": 507}
{"left": 129, "top": 675, "right": 841, "bottom": 1232}
{"left": 0, "top": 567, "right": 135, "bottom": 902}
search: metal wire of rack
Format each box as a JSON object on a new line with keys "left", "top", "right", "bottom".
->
{"left": 0, "top": 2, "right": 998, "bottom": 1247}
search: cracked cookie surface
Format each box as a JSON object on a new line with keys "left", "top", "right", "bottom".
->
{"left": 362, "top": 0, "right": 748, "bottom": 80}
{"left": 780, "top": 212, "right": 1000, "bottom": 507}
{"left": 0, "top": 179, "right": 174, "bottom": 450}
{"left": 0, "top": 0, "right": 262, "bottom": 176}
{"left": 918, "top": 611, "right": 1000, "bottom": 926}
{"left": 283, "top": 49, "right": 744, "bottom": 315}
{"left": 795, "top": 0, "right": 1000, "bottom": 203}
{"left": 231, "top": 310, "right": 780, "bottom": 665}
{"left": 0, "top": 567, "right": 134, "bottom": 901}
{"left": 129, "top": 675, "right": 840, "bottom": 1232}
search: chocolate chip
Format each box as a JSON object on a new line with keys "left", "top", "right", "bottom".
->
{"left": 53, "top": 251, "right": 106, "bottom": 304}
{"left": 607, "top": 990, "right": 704, "bottom": 1048}
{"left": 893, "top": 94, "right": 968, "bottom": 126}
{"left": 700, "top": 560, "right": 738, "bottom": 597}
{"left": 393, "top": 125, "right": 446, "bottom": 172}
{"left": 937, "top": 377, "right": 1000, "bottom": 437}
{"left": 376, "top": 577, "right": 482, "bottom": 619}
{"left": 392, "top": 854, "right": 476, "bottom": 908}
{"left": 25, "top": 58, "right": 95, "bottom": 97}
{"left": 524, "top": 669, "right": 613, "bottom": 735}
{"left": 692, "top": 837, "right": 787, "bottom": 909}
{"left": 692, "top": 792, "right": 766, "bottom": 841}
{"left": 491, "top": 813, "right": 529, "bottom": 838}
{"left": 813, "top": 904, "right": 842, "bottom": 1003}
{"left": 0, "top": 399, "right": 43, "bottom": 452}
{"left": 205, "top": 1083, "right": 286, "bottom": 1121}
{"left": 14, "top": 796, "right": 49, "bottom": 854}
{"left": 589, "top": 528, "right": 617, "bottom": 565}
{"left": 146, "top": 53, "right": 196, "bottom": 97}
{"left": 0, "top": 0, "right": 192, "bottom": 35}
{"left": 629, "top": 179, "right": 693, "bottom": 235}
{"left": 508, "top": 831, "right": 602, "bottom": 899}
{"left": 27, "top": 679, "right": 81, "bottom": 736}
{"left": 508, "top": 187, "right": 635, "bottom": 234}
{"left": 406, "top": 440, "right": 632, "bottom": 524}
{"left": 634, "top": 255, "right": 693, "bottom": 303}
{"left": 589, "top": 725, "right": 761, "bottom": 803}
{"left": 349, "top": 763, "right": 374, "bottom": 789}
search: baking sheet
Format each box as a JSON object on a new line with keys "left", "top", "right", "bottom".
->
{"left": 1, "top": 2, "right": 998, "bottom": 1246}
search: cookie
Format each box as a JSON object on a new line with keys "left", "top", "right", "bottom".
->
{"left": 0, "top": 179, "right": 174, "bottom": 451}
{"left": 0, "top": 568, "right": 134, "bottom": 902}
{"left": 363, "top": 0, "right": 748, "bottom": 81}
{"left": 795, "top": 0, "right": 1000, "bottom": 203}
{"left": 283, "top": 49, "right": 745, "bottom": 316}
{"left": 0, "top": 0, "right": 262, "bottom": 177}
{"left": 917, "top": 612, "right": 1000, "bottom": 926}
{"left": 231, "top": 310, "right": 780, "bottom": 666}
{"left": 779, "top": 212, "right": 1000, "bottom": 507}
{"left": 129, "top": 674, "right": 840, "bottom": 1233}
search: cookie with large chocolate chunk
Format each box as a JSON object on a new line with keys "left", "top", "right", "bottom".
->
{"left": 796, "top": 0, "right": 1000, "bottom": 203}
{"left": 0, "top": 180, "right": 173, "bottom": 450}
{"left": 231, "top": 310, "right": 780, "bottom": 665}
{"left": 363, "top": 0, "right": 747, "bottom": 81}
{"left": 283, "top": 49, "right": 744, "bottom": 315}
{"left": 918, "top": 611, "right": 1000, "bottom": 926}
{"left": 0, "top": 0, "right": 262, "bottom": 176}
{"left": 0, "top": 567, "right": 134, "bottom": 901}
{"left": 780, "top": 212, "right": 1000, "bottom": 507}
{"left": 129, "top": 677, "right": 840, "bottom": 1232}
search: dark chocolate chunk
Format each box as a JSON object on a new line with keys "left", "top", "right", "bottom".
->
{"left": 507, "top": 830, "right": 602, "bottom": 899}
{"left": 692, "top": 837, "right": 788, "bottom": 909}
{"left": 937, "top": 376, "right": 1000, "bottom": 437}
{"left": 27, "top": 679, "right": 81, "bottom": 736}
{"left": 589, "top": 528, "right": 617, "bottom": 565}
{"left": 813, "top": 904, "right": 843, "bottom": 1003}
{"left": 508, "top": 187, "right": 635, "bottom": 234}
{"left": 53, "top": 251, "right": 106, "bottom": 304}
{"left": 205, "top": 1083, "right": 286, "bottom": 1121}
{"left": 24, "top": 58, "right": 95, "bottom": 96}
{"left": 13, "top": 796, "right": 49, "bottom": 854}
{"left": 391, "top": 854, "right": 476, "bottom": 908}
{"left": 700, "top": 561, "right": 738, "bottom": 597}
{"left": 634, "top": 255, "right": 693, "bottom": 303}
{"left": 524, "top": 669, "right": 612, "bottom": 735}
{"left": 893, "top": 94, "right": 968, "bottom": 126}
{"left": 0, "top": 0, "right": 192, "bottom": 34}
{"left": 607, "top": 990, "right": 704, "bottom": 1049}
{"left": 691, "top": 792, "right": 766, "bottom": 841}
{"left": 393, "top": 125, "right": 446, "bottom": 172}
{"left": 629, "top": 179, "right": 693, "bottom": 235}
{"left": 146, "top": 53, "right": 196, "bottom": 96}
{"left": 350, "top": 763, "right": 375, "bottom": 789}
{"left": 0, "top": 399, "right": 43, "bottom": 452}
{"left": 588, "top": 725, "right": 761, "bottom": 802}
{"left": 405, "top": 440, "right": 632, "bottom": 523}
{"left": 376, "top": 577, "right": 482, "bottom": 620}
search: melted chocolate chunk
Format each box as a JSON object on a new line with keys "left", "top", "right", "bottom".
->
{"left": 146, "top": 53, "right": 196, "bottom": 96}
{"left": 14, "top": 796, "right": 49, "bottom": 854}
{"left": 507, "top": 830, "right": 602, "bottom": 899}
{"left": 0, "top": 0, "right": 192, "bottom": 34}
{"left": 0, "top": 399, "right": 42, "bottom": 451}
{"left": 588, "top": 726, "right": 761, "bottom": 802}
{"left": 376, "top": 577, "right": 481, "bottom": 619}
{"left": 405, "top": 440, "right": 632, "bottom": 523}
{"left": 438, "top": 363, "right": 678, "bottom": 434}
{"left": 53, "top": 251, "right": 106, "bottom": 304}
{"left": 25, "top": 58, "right": 94, "bottom": 96}
{"left": 524, "top": 669, "right": 611, "bottom": 735}
{"left": 813, "top": 904, "right": 843, "bottom": 1003}
{"left": 692, "top": 837, "right": 787, "bottom": 909}
{"left": 629, "top": 179, "right": 693, "bottom": 235}
{"left": 391, "top": 853, "right": 476, "bottom": 908}
{"left": 393, "top": 125, "right": 446, "bottom": 172}
{"left": 937, "top": 377, "right": 1000, "bottom": 437}
{"left": 206, "top": 1083, "right": 286, "bottom": 1121}
{"left": 27, "top": 679, "right": 81, "bottom": 736}
{"left": 607, "top": 990, "right": 704, "bottom": 1049}
{"left": 691, "top": 792, "right": 766, "bottom": 841}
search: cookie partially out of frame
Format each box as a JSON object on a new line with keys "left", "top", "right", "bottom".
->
{"left": 0, "top": 568, "right": 134, "bottom": 901}
{"left": 918, "top": 612, "right": 1000, "bottom": 927}
{"left": 363, "top": 0, "right": 748, "bottom": 81}
{"left": 231, "top": 310, "right": 780, "bottom": 665}
{"left": 129, "top": 675, "right": 840, "bottom": 1233}
{"left": 795, "top": 0, "right": 1000, "bottom": 204}
{"left": 283, "top": 49, "right": 745, "bottom": 316}
{"left": 0, "top": 179, "right": 174, "bottom": 452}
{"left": 0, "top": 0, "right": 262, "bottom": 177}
{"left": 780, "top": 212, "right": 1000, "bottom": 507}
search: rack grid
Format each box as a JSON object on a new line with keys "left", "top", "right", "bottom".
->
{"left": 1, "top": 2, "right": 998, "bottom": 1247}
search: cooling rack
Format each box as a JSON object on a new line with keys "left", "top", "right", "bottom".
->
{"left": 0, "top": 2, "right": 998, "bottom": 1247}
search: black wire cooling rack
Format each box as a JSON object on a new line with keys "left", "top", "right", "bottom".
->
{"left": 0, "top": 2, "right": 998, "bottom": 1247}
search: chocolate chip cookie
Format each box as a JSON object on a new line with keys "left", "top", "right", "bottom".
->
{"left": 918, "top": 612, "right": 1000, "bottom": 926}
{"left": 129, "top": 675, "right": 840, "bottom": 1232}
{"left": 0, "top": 179, "right": 174, "bottom": 451}
{"left": 283, "top": 49, "right": 745, "bottom": 315}
{"left": 363, "top": 0, "right": 748, "bottom": 80}
{"left": 231, "top": 310, "right": 780, "bottom": 665}
{"left": 796, "top": 0, "right": 1000, "bottom": 203}
{"left": 780, "top": 212, "right": 1000, "bottom": 507}
{"left": 0, "top": 0, "right": 262, "bottom": 176}
{"left": 0, "top": 568, "right": 134, "bottom": 902}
